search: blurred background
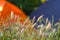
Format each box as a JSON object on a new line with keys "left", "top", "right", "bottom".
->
{"left": 7, "top": 0, "right": 46, "bottom": 15}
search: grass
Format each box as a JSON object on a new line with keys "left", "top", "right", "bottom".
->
{"left": 0, "top": 14, "right": 60, "bottom": 40}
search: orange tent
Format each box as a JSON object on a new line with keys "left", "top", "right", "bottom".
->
{"left": 0, "top": 0, "right": 27, "bottom": 24}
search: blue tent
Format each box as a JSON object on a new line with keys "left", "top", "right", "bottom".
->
{"left": 30, "top": 0, "right": 60, "bottom": 22}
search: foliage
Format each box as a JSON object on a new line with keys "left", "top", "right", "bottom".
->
{"left": 0, "top": 14, "right": 60, "bottom": 40}
{"left": 7, "top": 0, "right": 42, "bottom": 15}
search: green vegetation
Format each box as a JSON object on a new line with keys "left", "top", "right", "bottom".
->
{"left": 0, "top": 15, "right": 60, "bottom": 40}
{"left": 7, "top": 0, "right": 42, "bottom": 15}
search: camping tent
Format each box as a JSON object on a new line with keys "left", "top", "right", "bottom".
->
{"left": 30, "top": 0, "right": 60, "bottom": 22}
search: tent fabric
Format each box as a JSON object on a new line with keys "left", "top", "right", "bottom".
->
{"left": 30, "top": 0, "right": 60, "bottom": 22}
